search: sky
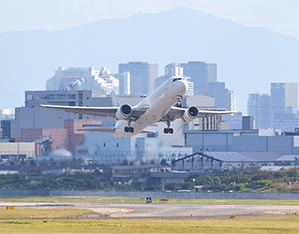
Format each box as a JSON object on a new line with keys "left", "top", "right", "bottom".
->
{"left": 0, "top": 0, "right": 298, "bottom": 112}
{"left": 1, "top": 0, "right": 299, "bottom": 38}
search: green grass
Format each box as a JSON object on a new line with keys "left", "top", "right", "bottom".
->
{"left": 0, "top": 216, "right": 299, "bottom": 234}
{"left": 0, "top": 207, "right": 94, "bottom": 219}
{"left": 0, "top": 196, "right": 299, "bottom": 205}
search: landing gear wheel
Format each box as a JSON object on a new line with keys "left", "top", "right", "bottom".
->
{"left": 163, "top": 128, "right": 173, "bottom": 134}
{"left": 125, "top": 126, "right": 134, "bottom": 133}
{"left": 163, "top": 120, "right": 174, "bottom": 134}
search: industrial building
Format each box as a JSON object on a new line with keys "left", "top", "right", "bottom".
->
{"left": 20, "top": 119, "right": 100, "bottom": 155}
{"left": 172, "top": 152, "right": 279, "bottom": 173}
{"left": 185, "top": 129, "right": 299, "bottom": 155}
{"left": 77, "top": 130, "right": 193, "bottom": 165}
{"left": 0, "top": 140, "right": 37, "bottom": 163}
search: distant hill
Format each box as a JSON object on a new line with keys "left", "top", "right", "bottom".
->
{"left": 1, "top": 7, "right": 299, "bottom": 112}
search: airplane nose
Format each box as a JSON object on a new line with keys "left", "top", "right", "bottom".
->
{"left": 180, "top": 80, "right": 188, "bottom": 91}
{"left": 182, "top": 80, "right": 188, "bottom": 91}
{"left": 177, "top": 79, "right": 188, "bottom": 94}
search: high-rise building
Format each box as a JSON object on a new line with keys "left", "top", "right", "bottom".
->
{"left": 164, "top": 63, "right": 183, "bottom": 77}
{"left": 248, "top": 83, "right": 298, "bottom": 131}
{"left": 1, "top": 120, "right": 11, "bottom": 138}
{"left": 116, "top": 71, "right": 131, "bottom": 95}
{"left": 118, "top": 62, "right": 158, "bottom": 96}
{"left": 247, "top": 93, "right": 259, "bottom": 128}
{"left": 154, "top": 63, "right": 194, "bottom": 95}
{"left": 271, "top": 83, "right": 298, "bottom": 114}
{"left": 208, "top": 82, "right": 236, "bottom": 111}
{"left": 242, "top": 116, "right": 254, "bottom": 130}
{"left": 181, "top": 61, "right": 217, "bottom": 95}
{"left": 247, "top": 93, "right": 272, "bottom": 129}
{"left": 207, "top": 63, "right": 217, "bottom": 83}
{"left": 269, "top": 83, "right": 299, "bottom": 131}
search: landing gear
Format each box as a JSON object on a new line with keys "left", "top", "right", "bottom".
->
{"left": 176, "top": 95, "right": 182, "bottom": 107}
{"left": 163, "top": 120, "right": 174, "bottom": 134}
{"left": 163, "top": 128, "right": 173, "bottom": 134}
{"left": 124, "top": 119, "right": 134, "bottom": 133}
{"left": 124, "top": 126, "right": 134, "bottom": 133}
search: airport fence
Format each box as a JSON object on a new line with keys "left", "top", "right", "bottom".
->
{"left": 0, "top": 189, "right": 299, "bottom": 200}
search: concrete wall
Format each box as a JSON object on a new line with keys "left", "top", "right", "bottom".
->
{"left": 186, "top": 131, "right": 233, "bottom": 152}
{"left": 186, "top": 130, "right": 299, "bottom": 155}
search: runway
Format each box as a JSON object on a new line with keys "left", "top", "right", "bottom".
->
{"left": 1, "top": 201, "right": 299, "bottom": 218}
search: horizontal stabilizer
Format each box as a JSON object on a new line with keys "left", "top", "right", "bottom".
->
{"left": 77, "top": 128, "right": 115, "bottom": 133}
{"left": 140, "top": 129, "right": 155, "bottom": 134}
{"left": 77, "top": 128, "right": 155, "bottom": 134}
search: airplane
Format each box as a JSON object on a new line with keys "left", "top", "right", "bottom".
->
{"left": 41, "top": 76, "right": 234, "bottom": 137}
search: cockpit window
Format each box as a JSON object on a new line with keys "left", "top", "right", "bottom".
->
{"left": 172, "top": 78, "right": 183, "bottom": 82}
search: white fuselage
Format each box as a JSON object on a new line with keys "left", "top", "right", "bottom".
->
{"left": 114, "top": 77, "right": 188, "bottom": 137}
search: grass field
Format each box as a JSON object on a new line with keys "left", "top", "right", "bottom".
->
{"left": 0, "top": 216, "right": 299, "bottom": 234}
{"left": 0, "top": 207, "right": 94, "bottom": 219}
{"left": 0, "top": 196, "right": 299, "bottom": 205}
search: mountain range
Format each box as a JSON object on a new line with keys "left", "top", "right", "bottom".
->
{"left": 1, "top": 7, "right": 299, "bottom": 112}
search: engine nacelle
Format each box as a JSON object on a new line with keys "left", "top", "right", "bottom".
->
{"left": 115, "top": 104, "right": 132, "bottom": 120}
{"left": 182, "top": 106, "right": 199, "bottom": 122}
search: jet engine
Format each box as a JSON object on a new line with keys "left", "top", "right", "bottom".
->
{"left": 182, "top": 106, "right": 199, "bottom": 122}
{"left": 115, "top": 104, "right": 132, "bottom": 120}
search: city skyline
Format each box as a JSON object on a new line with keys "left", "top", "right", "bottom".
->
{"left": 1, "top": 6, "right": 299, "bottom": 114}
{"left": 1, "top": 60, "right": 299, "bottom": 115}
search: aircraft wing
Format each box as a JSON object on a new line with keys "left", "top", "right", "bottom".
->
{"left": 40, "top": 104, "right": 147, "bottom": 118}
{"left": 165, "top": 106, "right": 235, "bottom": 121}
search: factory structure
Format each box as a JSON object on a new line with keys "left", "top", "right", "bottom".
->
{"left": 1, "top": 61, "right": 299, "bottom": 172}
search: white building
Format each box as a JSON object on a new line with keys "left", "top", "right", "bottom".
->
{"left": 77, "top": 131, "right": 193, "bottom": 165}
{"left": 46, "top": 66, "right": 119, "bottom": 95}
{"left": 0, "top": 108, "right": 13, "bottom": 120}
